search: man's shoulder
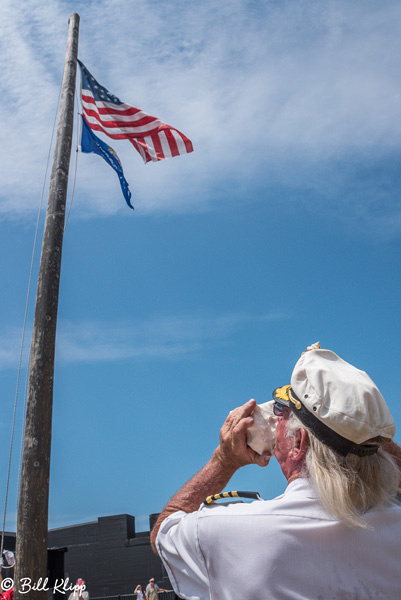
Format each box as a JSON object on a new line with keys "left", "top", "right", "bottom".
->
{"left": 196, "top": 479, "right": 325, "bottom": 521}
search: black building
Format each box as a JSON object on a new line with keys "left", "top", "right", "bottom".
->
{"left": 3, "top": 514, "right": 174, "bottom": 599}
{"left": 47, "top": 513, "right": 171, "bottom": 598}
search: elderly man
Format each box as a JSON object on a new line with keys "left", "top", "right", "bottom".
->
{"left": 150, "top": 346, "right": 401, "bottom": 600}
{"left": 145, "top": 578, "right": 168, "bottom": 600}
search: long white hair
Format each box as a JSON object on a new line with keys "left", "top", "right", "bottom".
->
{"left": 286, "top": 413, "right": 400, "bottom": 528}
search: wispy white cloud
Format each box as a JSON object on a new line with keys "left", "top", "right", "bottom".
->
{"left": 0, "top": 312, "right": 289, "bottom": 369}
{"left": 54, "top": 312, "right": 289, "bottom": 364}
{"left": 1, "top": 0, "right": 401, "bottom": 229}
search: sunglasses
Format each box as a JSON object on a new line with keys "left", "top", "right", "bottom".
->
{"left": 273, "top": 400, "right": 292, "bottom": 417}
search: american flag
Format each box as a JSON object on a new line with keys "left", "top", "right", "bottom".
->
{"left": 79, "top": 60, "right": 194, "bottom": 164}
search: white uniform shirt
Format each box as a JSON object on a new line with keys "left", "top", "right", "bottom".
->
{"left": 156, "top": 478, "right": 401, "bottom": 600}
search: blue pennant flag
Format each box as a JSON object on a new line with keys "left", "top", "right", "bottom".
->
{"left": 80, "top": 116, "right": 134, "bottom": 210}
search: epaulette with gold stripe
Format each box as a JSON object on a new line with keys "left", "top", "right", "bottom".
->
{"left": 204, "top": 490, "right": 262, "bottom": 505}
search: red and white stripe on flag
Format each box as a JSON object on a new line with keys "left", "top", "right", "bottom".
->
{"left": 81, "top": 93, "right": 193, "bottom": 164}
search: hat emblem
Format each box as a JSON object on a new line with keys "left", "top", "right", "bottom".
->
{"left": 274, "top": 385, "right": 291, "bottom": 402}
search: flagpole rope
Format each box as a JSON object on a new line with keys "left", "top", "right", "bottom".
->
{"left": 0, "top": 79, "right": 63, "bottom": 558}
{"left": 64, "top": 89, "right": 81, "bottom": 230}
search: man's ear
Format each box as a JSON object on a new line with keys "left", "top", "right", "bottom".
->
{"left": 301, "top": 427, "right": 309, "bottom": 447}
{"left": 293, "top": 428, "right": 309, "bottom": 459}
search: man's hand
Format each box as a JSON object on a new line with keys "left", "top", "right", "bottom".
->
{"left": 213, "top": 399, "right": 272, "bottom": 470}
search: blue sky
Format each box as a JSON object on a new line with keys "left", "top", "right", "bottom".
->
{"left": 1, "top": 0, "right": 401, "bottom": 533}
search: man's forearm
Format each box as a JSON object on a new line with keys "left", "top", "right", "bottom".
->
{"left": 150, "top": 450, "right": 236, "bottom": 552}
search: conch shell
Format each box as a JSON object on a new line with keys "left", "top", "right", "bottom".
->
{"left": 246, "top": 401, "right": 278, "bottom": 455}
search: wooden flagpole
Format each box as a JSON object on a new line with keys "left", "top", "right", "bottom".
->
{"left": 14, "top": 13, "right": 80, "bottom": 600}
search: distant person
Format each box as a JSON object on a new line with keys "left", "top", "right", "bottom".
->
{"left": 0, "top": 550, "right": 15, "bottom": 600}
{"left": 0, "top": 588, "right": 13, "bottom": 600}
{"left": 68, "top": 579, "right": 89, "bottom": 600}
{"left": 134, "top": 584, "right": 145, "bottom": 599}
{"left": 145, "top": 578, "right": 168, "bottom": 600}
{"left": 0, "top": 572, "right": 14, "bottom": 600}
